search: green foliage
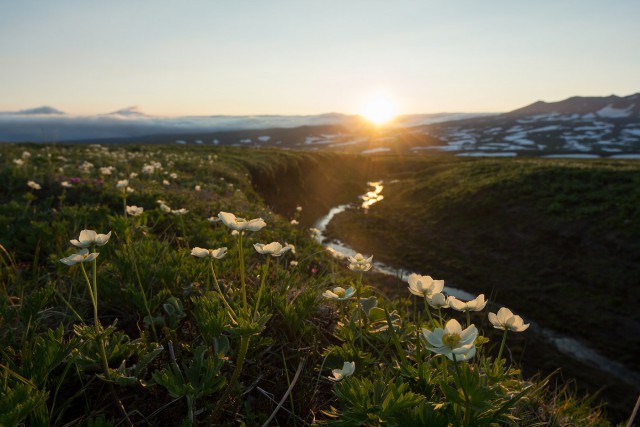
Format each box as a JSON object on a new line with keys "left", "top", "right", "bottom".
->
{"left": 324, "top": 375, "right": 425, "bottom": 426}
{"left": 152, "top": 346, "right": 226, "bottom": 400}
{"left": 0, "top": 381, "right": 49, "bottom": 427}
{"left": 0, "top": 144, "right": 617, "bottom": 426}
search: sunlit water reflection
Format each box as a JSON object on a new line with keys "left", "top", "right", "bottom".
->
{"left": 360, "top": 181, "right": 384, "bottom": 209}
{"left": 313, "top": 179, "right": 640, "bottom": 388}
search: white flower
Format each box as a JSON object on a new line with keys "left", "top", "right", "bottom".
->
{"left": 284, "top": 243, "right": 296, "bottom": 254}
{"left": 79, "top": 161, "right": 94, "bottom": 173}
{"left": 296, "top": 206, "right": 302, "bottom": 212}
{"left": 325, "top": 247, "right": 345, "bottom": 260}
{"left": 129, "top": 172, "right": 138, "bottom": 179}
{"left": 407, "top": 274, "right": 444, "bottom": 298}
{"left": 159, "top": 203, "right": 171, "bottom": 213}
{"left": 70, "top": 230, "right": 112, "bottom": 248}
{"left": 322, "top": 286, "right": 356, "bottom": 301}
{"left": 116, "top": 179, "right": 129, "bottom": 188}
{"left": 253, "top": 242, "right": 291, "bottom": 257}
{"left": 126, "top": 186, "right": 134, "bottom": 193}
{"left": 207, "top": 216, "right": 220, "bottom": 223}
{"left": 190, "top": 247, "right": 227, "bottom": 259}
{"left": 22, "top": 151, "right": 31, "bottom": 159}
{"left": 427, "top": 292, "right": 449, "bottom": 309}
{"left": 100, "top": 166, "right": 114, "bottom": 175}
{"left": 13, "top": 159, "right": 24, "bottom": 166}
{"left": 27, "top": 180, "right": 41, "bottom": 190}
{"left": 231, "top": 230, "right": 239, "bottom": 236}
{"left": 309, "top": 227, "right": 320, "bottom": 237}
{"left": 422, "top": 319, "right": 478, "bottom": 361}
{"left": 170, "top": 172, "right": 178, "bottom": 179}
{"left": 488, "top": 307, "right": 530, "bottom": 332}
{"left": 347, "top": 253, "right": 372, "bottom": 272}
{"left": 290, "top": 260, "right": 298, "bottom": 267}
{"left": 290, "top": 219, "right": 299, "bottom": 225}
{"left": 60, "top": 248, "right": 99, "bottom": 265}
{"left": 218, "top": 212, "right": 266, "bottom": 232}
{"left": 447, "top": 294, "right": 487, "bottom": 312}
{"left": 142, "top": 164, "right": 155, "bottom": 174}
{"left": 331, "top": 361, "right": 355, "bottom": 381}
{"left": 126, "top": 205, "right": 144, "bottom": 216}
{"left": 171, "top": 208, "right": 189, "bottom": 215}
{"left": 162, "top": 179, "right": 170, "bottom": 186}
{"left": 61, "top": 181, "right": 73, "bottom": 188}
{"left": 194, "top": 185, "right": 201, "bottom": 192}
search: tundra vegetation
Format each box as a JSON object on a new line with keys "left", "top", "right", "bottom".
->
{"left": 0, "top": 143, "right": 634, "bottom": 426}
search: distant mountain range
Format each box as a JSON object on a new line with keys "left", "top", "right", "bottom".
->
{"left": 419, "top": 93, "right": 640, "bottom": 158}
{"left": 1, "top": 93, "right": 639, "bottom": 158}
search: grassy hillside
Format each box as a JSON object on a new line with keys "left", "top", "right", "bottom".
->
{"left": 0, "top": 144, "right": 627, "bottom": 425}
{"left": 313, "top": 156, "right": 640, "bottom": 419}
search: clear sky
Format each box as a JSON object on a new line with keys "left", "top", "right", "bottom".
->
{"left": 1, "top": 0, "right": 638, "bottom": 116}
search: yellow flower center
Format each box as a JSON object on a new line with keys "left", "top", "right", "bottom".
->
{"left": 335, "top": 289, "right": 346, "bottom": 298}
{"left": 442, "top": 333, "right": 461, "bottom": 348}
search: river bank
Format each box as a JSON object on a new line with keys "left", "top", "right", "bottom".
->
{"left": 250, "top": 154, "right": 640, "bottom": 423}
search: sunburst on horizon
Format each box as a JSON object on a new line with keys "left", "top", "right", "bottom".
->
{"left": 360, "top": 94, "right": 397, "bottom": 125}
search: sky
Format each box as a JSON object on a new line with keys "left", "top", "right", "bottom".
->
{"left": 1, "top": 0, "right": 639, "bottom": 116}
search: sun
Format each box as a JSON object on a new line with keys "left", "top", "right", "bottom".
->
{"left": 360, "top": 95, "right": 397, "bottom": 125}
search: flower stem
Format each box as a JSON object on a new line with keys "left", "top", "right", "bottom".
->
{"left": 129, "top": 244, "right": 158, "bottom": 341}
{"left": 238, "top": 232, "right": 247, "bottom": 313}
{"left": 466, "top": 311, "right": 471, "bottom": 329}
{"left": 496, "top": 329, "right": 509, "bottom": 362}
{"left": 253, "top": 256, "right": 270, "bottom": 317}
{"left": 209, "top": 259, "right": 238, "bottom": 324}
{"left": 423, "top": 295, "right": 434, "bottom": 325}
{"left": 216, "top": 335, "right": 250, "bottom": 413}
{"left": 452, "top": 354, "right": 471, "bottom": 426}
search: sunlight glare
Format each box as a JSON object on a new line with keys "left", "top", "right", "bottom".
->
{"left": 360, "top": 95, "right": 397, "bottom": 125}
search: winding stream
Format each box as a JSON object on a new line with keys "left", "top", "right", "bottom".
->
{"left": 314, "top": 181, "right": 640, "bottom": 389}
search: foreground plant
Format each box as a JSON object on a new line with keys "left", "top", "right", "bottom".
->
{"left": 60, "top": 229, "right": 132, "bottom": 425}
{"left": 489, "top": 306, "right": 530, "bottom": 361}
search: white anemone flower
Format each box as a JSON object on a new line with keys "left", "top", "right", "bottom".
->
{"left": 347, "top": 253, "right": 373, "bottom": 272}
{"left": 218, "top": 211, "right": 266, "bottom": 232}
{"left": 407, "top": 274, "right": 444, "bottom": 298}
{"left": 190, "top": 247, "right": 227, "bottom": 260}
{"left": 447, "top": 294, "right": 488, "bottom": 312}
{"left": 61, "top": 181, "right": 72, "bottom": 188}
{"left": 326, "top": 247, "right": 345, "bottom": 260}
{"left": 330, "top": 361, "right": 355, "bottom": 381}
{"left": 253, "top": 242, "right": 291, "bottom": 257}
{"left": 194, "top": 185, "right": 201, "bottom": 192}
{"left": 290, "top": 219, "right": 299, "bottom": 225}
{"left": 27, "top": 180, "right": 41, "bottom": 190}
{"left": 159, "top": 203, "right": 171, "bottom": 213}
{"left": 100, "top": 166, "right": 113, "bottom": 175}
{"left": 322, "top": 286, "right": 356, "bottom": 301}
{"left": 60, "top": 248, "right": 99, "bottom": 266}
{"left": 422, "top": 319, "right": 478, "bottom": 361}
{"left": 488, "top": 307, "right": 530, "bottom": 332}
{"left": 171, "top": 208, "right": 189, "bottom": 215}
{"left": 126, "top": 205, "right": 144, "bottom": 216}
{"left": 427, "top": 292, "right": 449, "bottom": 309}
{"left": 207, "top": 216, "right": 220, "bottom": 223}
{"left": 116, "top": 179, "right": 129, "bottom": 188}
{"left": 70, "top": 230, "right": 112, "bottom": 248}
